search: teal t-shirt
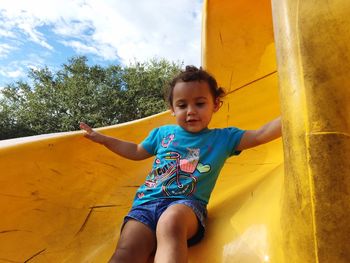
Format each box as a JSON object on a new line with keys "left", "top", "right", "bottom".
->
{"left": 133, "top": 125, "right": 245, "bottom": 206}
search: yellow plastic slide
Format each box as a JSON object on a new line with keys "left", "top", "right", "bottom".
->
{"left": 1, "top": 0, "right": 349, "bottom": 262}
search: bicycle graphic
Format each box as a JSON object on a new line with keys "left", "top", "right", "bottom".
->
{"left": 162, "top": 152, "right": 197, "bottom": 196}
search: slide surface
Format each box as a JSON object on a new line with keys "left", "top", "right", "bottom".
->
{"left": 0, "top": 0, "right": 283, "bottom": 262}
{"left": 1, "top": 0, "right": 349, "bottom": 262}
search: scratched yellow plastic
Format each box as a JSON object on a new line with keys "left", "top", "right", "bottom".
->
{"left": 1, "top": 0, "right": 349, "bottom": 262}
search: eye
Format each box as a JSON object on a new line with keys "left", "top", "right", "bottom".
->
{"left": 177, "top": 104, "right": 187, "bottom": 109}
{"left": 196, "top": 102, "right": 206, "bottom": 107}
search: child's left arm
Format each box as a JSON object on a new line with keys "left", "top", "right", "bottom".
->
{"left": 236, "top": 117, "right": 282, "bottom": 151}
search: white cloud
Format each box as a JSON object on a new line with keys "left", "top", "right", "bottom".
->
{"left": 0, "top": 54, "right": 48, "bottom": 81}
{"left": 0, "top": 0, "right": 202, "bottom": 65}
{"left": 61, "top": 40, "right": 118, "bottom": 60}
{"left": 18, "top": 21, "right": 53, "bottom": 50}
{"left": 84, "top": 0, "right": 203, "bottom": 65}
{"left": 0, "top": 43, "right": 16, "bottom": 58}
{"left": 0, "top": 7, "right": 53, "bottom": 50}
{"left": 0, "top": 67, "right": 25, "bottom": 79}
{"left": 61, "top": 40, "right": 98, "bottom": 54}
{"left": 0, "top": 27, "right": 16, "bottom": 38}
{"left": 7, "top": 69, "right": 24, "bottom": 78}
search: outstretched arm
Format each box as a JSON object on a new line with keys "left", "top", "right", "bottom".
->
{"left": 236, "top": 117, "right": 282, "bottom": 151}
{"left": 79, "top": 122, "right": 152, "bottom": 160}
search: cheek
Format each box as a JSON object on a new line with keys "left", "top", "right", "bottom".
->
{"left": 203, "top": 109, "right": 214, "bottom": 119}
{"left": 176, "top": 111, "right": 186, "bottom": 118}
{"left": 172, "top": 109, "right": 182, "bottom": 117}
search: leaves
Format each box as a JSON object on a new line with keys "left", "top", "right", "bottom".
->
{"left": 0, "top": 56, "right": 182, "bottom": 140}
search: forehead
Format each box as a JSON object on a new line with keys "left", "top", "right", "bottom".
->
{"left": 172, "top": 81, "right": 212, "bottom": 99}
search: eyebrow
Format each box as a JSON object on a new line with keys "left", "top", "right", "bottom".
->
{"left": 175, "top": 96, "right": 208, "bottom": 103}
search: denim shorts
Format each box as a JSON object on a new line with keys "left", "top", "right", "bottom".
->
{"left": 123, "top": 198, "right": 208, "bottom": 246}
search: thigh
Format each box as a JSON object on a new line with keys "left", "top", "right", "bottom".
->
{"left": 157, "top": 204, "right": 199, "bottom": 240}
{"left": 114, "top": 219, "right": 156, "bottom": 262}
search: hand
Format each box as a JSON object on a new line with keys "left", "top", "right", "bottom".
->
{"left": 80, "top": 122, "right": 152, "bottom": 160}
{"left": 79, "top": 122, "right": 105, "bottom": 144}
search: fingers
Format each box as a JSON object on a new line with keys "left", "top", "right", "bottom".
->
{"left": 79, "top": 122, "right": 94, "bottom": 134}
{"left": 79, "top": 122, "right": 102, "bottom": 143}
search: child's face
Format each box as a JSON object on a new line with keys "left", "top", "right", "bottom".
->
{"left": 171, "top": 81, "right": 220, "bottom": 133}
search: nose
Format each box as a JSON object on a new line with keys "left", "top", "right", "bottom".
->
{"left": 187, "top": 104, "right": 196, "bottom": 115}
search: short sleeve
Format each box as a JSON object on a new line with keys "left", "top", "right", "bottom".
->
{"left": 141, "top": 128, "right": 161, "bottom": 155}
{"left": 225, "top": 127, "right": 246, "bottom": 156}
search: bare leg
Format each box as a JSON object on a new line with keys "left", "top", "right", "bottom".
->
{"left": 154, "top": 204, "right": 198, "bottom": 263}
{"left": 109, "top": 219, "right": 156, "bottom": 263}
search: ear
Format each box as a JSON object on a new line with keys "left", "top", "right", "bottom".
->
{"left": 213, "top": 98, "right": 222, "bottom": 112}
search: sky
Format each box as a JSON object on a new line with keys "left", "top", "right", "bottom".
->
{"left": 0, "top": 0, "right": 203, "bottom": 88}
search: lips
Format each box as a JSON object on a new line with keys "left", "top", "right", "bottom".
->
{"left": 186, "top": 119, "right": 199, "bottom": 125}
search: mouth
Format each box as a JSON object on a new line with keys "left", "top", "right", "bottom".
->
{"left": 186, "top": 119, "right": 200, "bottom": 124}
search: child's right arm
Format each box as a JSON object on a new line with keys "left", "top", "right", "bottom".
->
{"left": 79, "top": 122, "right": 152, "bottom": 160}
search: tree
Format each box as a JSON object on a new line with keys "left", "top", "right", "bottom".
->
{"left": 0, "top": 81, "right": 37, "bottom": 138}
{"left": 0, "top": 56, "right": 182, "bottom": 140}
{"left": 119, "top": 59, "right": 181, "bottom": 122}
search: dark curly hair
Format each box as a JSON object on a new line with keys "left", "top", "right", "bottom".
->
{"left": 165, "top": 65, "right": 225, "bottom": 107}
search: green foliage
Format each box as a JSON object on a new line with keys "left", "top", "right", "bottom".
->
{"left": 0, "top": 56, "right": 182, "bottom": 140}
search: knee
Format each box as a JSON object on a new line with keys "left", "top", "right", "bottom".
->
{"left": 157, "top": 211, "right": 186, "bottom": 238}
{"left": 111, "top": 232, "right": 155, "bottom": 263}
{"left": 110, "top": 244, "right": 134, "bottom": 263}
{"left": 111, "top": 237, "right": 146, "bottom": 262}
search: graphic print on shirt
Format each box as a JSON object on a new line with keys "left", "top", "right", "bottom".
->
{"left": 143, "top": 142, "right": 212, "bottom": 197}
{"left": 161, "top": 133, "right": 175, "bottom": 148}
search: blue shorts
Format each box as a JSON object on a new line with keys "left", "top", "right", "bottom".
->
{"left": 123, "top": 198, "right": 208, "bottom": 246}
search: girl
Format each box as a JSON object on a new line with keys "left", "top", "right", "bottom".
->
{"left": 80, "top": 66, "right": 281, "bottom": 263}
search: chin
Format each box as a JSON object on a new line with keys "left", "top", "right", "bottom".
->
{"left": 185, "top": 126, "right": 204, "bottom": 133}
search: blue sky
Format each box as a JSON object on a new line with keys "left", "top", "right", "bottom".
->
{"left": 0, "top": 0, "right": 203, "bottom": 88}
